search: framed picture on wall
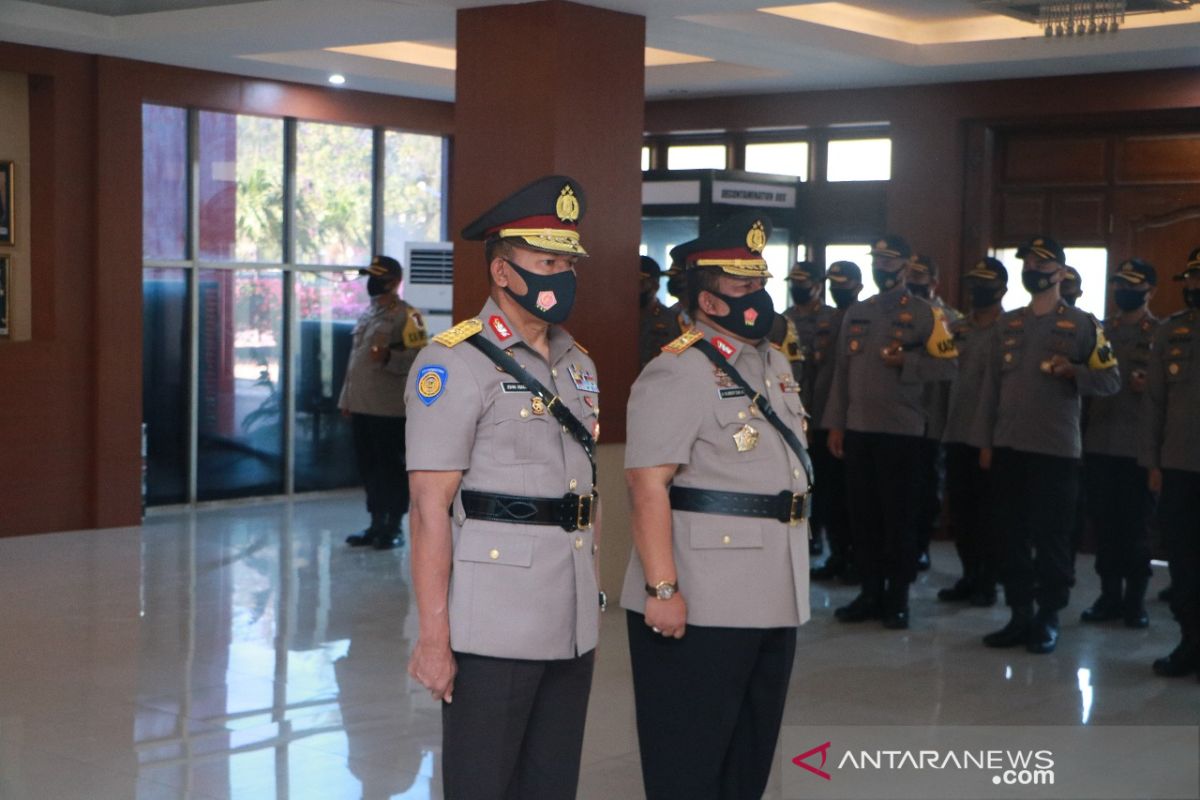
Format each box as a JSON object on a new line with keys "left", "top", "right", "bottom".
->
{"left": 0, "top": 255, "right": 9, "bottom": 337}
{"left": 0, "top": 161, "right": 12, "bottom": 245}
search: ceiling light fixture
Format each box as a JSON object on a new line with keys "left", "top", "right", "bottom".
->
{"left": 328, "top": 73, "right": 346, "bottom": 85}
{"left": 982, "top": 0, "right": 1192, "bottom": 37}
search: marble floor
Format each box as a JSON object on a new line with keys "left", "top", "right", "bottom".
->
{"left": 0, "top": 494, "right": 1194, "bottom": 800}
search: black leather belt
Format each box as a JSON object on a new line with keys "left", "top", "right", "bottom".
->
{"left": 460, "top": 490, "right": 596, "bottom": 532}
{"left": 668, "top": 486, "right": 810, "bottom": 526}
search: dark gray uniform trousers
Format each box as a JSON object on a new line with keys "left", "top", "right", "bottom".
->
{"left": 442, "top": 650, "right": 595, "bottom": 800}
{"left": 1161, "top": 469, "right": 1200, "bottom": 634}
{"left": 844, "top": 430, "right": 923, "bottom": 586}
{"left": 626, "top": 611, "right": 797, "bottom": 800}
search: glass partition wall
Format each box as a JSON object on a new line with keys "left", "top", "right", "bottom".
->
{"left": 142, "top": 105, "right": 446, "bottom": 505}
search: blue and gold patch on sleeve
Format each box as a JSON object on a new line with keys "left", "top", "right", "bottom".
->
{"left": 416, "top": 365, "right": 447, "bottom": 406}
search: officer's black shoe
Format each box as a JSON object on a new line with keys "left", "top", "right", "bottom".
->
{"left": 983, "top": 607, "right": 1033, "bottom": 648}
{"left": 882, "top": 583, "right": 910, "bottom": 630}
{"left": 937, "top": 579, "right": 972, "bottom": 603}
{"left": 835, "top": 591, "right": 883, "bottom": 623}
{"left": 1026, "top": 609, "right": 1059, "bottom": 655}
{"left": 811, "top": 556, "right": 844, "bottom": 581}
{"left": 968, "top": 587, "right": 998, "bottom": 608}
{"left": 1080, "top": 595, "right": 1122, "bottom": 623}
{"left": 1123, "top": 576, "right": 1150, "bottom": 629}
{"left": 372, "top": 514, "right": 404, "bottom": 550}
{"left": 1152, "top": 641, "right": 1199, "bottom": 677}
{"left": 915, "top": 551, "right": 931, "bottom": 571}
{"left": 346, "top": 513, "right": 385, "bottom": 547}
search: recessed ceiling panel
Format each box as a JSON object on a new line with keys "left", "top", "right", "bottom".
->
{"left": 24, "top": 0, "right": 261, "bottom": 15}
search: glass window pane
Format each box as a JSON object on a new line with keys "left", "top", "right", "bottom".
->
{"left": 295, "top": 122, "right": 373, "bottom": 266}
{"left": 383, "top": 130, "right": 445, "bottom": 259}
{"left": 294, "top": 271, "right": 369, "bottom": 492}
{"left": 824, "top": 243, "right": 874, "bottom": 301}
{"left": 745, "top": 141, "right": 809, "bottom": 180}
{"left": 196, "top": 269, "right": 284, "bottom": 500}
{"left": 764, "top": 229, "right": 792, "bottom": 312}
{"left": 641, "top": 146, "right": 651, "bottom": 171}
{"left": 198, "top": 112, "right": 285, "bottom": 263}
{"left": 827, "top": 138, "right": 891, "bottom": 182}
{"left": 667, "top": 144, "right": 726, "bottom": 170}
{"left": 992, "top": 246, "right": 1108, "bottom": 319}
{"left": 143, "top": 268, "right": 190, "bottom": 505}
{"left": 142, "top": 105, "right": 188, "bottom": 261}
{"left": 641, "top": 216, "right": 699, "bottom": 306}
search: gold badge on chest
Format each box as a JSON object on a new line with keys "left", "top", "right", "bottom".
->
{"left": 531, "top": 396, "right": 547, "bottom": 415}
{"left": 733, "top": 423, "right": 759, "bottom": 452}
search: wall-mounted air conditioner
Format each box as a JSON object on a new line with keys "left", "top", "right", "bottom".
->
{"left": 404, "top": 241, "right": 454, "bottom": 336}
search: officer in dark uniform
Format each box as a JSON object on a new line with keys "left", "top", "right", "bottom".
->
{"left": 338, "top": 255, "right": 427, "bottom": 549}
{"left": 939, "top": 258, "right": 1007, "bottom": 607}
{"left": 783, "top": 261, "right": 834, "bottom": 558}
{"left": 972, "top": 236, "right": 1120, "bottom": 654}
{"left": 622, "top": 211, "right": 811, "bottom": 800}
{"left": 908, "top": 254, "right": 963, "bottom": 571}
{"left": 1061, "top": 266, "right": 1083, "bottom": 307}
{"left": 1081, "top": 259, "right": 1158, "bottom": 628}
{"left": 1142, "top": 247, "right": 1200, "bottom": 678}
{"left": 811, "top": 261, "right": 863, "bottom": 582}
{"left": 405, "top": 175, "right": 601, "bottom": 799}
{"left": 640, "top": 255, "right": 683, "bottom": 369}
{"left": 825, "top": 235, "right": 959, "bottom": 629}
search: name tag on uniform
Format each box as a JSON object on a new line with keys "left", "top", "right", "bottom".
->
{"left": 719, "top": 387, "right": 747, "bottom": 399}
{"left": 501, "top": 382, "right": 529, "bottom": 393}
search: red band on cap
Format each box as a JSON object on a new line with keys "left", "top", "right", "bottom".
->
{"left": 486, "top": 214, "right": 578, "bottom": 237}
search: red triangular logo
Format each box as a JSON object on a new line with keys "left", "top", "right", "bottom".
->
{"left": 792, "top": 741, "right": 832, "bottom": 781}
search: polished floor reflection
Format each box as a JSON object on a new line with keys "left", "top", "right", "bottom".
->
{"left": 0, "top": 495, "right": 1192, "bottom": 799}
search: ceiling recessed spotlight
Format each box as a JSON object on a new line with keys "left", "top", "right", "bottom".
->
{"left": 328, "top": 74, "right": 346, "bottom": 85}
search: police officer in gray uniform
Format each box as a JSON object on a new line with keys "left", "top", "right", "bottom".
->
{"left": 1061, "top": 265, "right": 1083, "bottom": 307}
{"left": 908, "top": 253, "right": 963, "bottom": 571}
{"left": 405, "top": 175, "right": 601, "bottom": 799}
{"left": 939, "top": 258, "right": 1007, "bottom": 607}
{"left": 1081, "top": 259, "right": 1158, "bottom": 628}
{"left": 824, "top": 235, "right": 959, "bottom": 629}
{"left": 1142, "top": 247, "right": 1200, "bottom": 678}
{"left": 811, "top": 261, "right": 863, "bottom": 582}
{"left": 622, "top": 211, "right": 811, "bottom": 800}
{"left": 973, "top": 236, "right": 1120, "bottom": 654}
{"left": 338, "top": 254, "right": 428, "bottom": 549}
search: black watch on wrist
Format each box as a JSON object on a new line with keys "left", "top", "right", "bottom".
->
{"left": 645, "top": 580, "right": 678, "bottom": 601}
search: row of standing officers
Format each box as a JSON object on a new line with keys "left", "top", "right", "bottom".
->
{"left": 337, "top": 170, "right": 1199, "bottom": 798}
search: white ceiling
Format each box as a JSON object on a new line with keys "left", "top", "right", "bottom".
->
{"left": 2, "top": 0, "right": 1199, "bottom": 101}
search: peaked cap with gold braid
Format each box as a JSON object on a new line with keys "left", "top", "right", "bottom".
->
{"left": 669, "top": 209, "right": 774, "bottom": 279}
{"left": 461, "top": 174, "right": 588, "bottom": 257}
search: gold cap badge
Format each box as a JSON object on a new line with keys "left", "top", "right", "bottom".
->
{"left": 556, "top": 185, "right": 580, "bottom": 223}
{"left": 746, "top": 220, "right": 767, "bottom": 254}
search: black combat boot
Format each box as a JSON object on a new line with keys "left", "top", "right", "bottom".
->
{"left": 882, "top": 581, "right": 910, "bottom": 630}
{"left": 372, "top": 513, "right": 402, "bottom": 550}
{"left": 1080, "top": 576, "right": 1123, "bottom": 623}
{"left": 983, "top": 605, "right": 1033, "bottom": 648}
{"left": 835, "top": 578, "right": 884, "bottom": 623}
{"left": 1122, "top": 573, "right": 1150, "bottom": 629}
{"left": 1026, "top": 607, "right": 1059, "bottom": 654}
{"left": 346, "top": 512, "right": 384, "bottom": 547}
{"left": 1153, "top": 620, "right": 1199, "bottom": 677}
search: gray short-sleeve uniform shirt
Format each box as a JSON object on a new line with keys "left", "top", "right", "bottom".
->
{"left": 619, "top": 320, "right": 812, "bottom": 629}
{"left": 1084, "top": 312, "right": 1156, "bottom": 459}
{"left": 405, "top": 298, "right": 600, "bottom": 660}
{"left": 1140, "top": 308, "right": 1200, "bottom": 473}
{"left": 338, "top": 297, "right": 427, "bottom": 417}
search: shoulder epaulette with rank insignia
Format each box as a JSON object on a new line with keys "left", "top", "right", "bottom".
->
{"left": 662, "top": 328, "right": 703, "bottom": 355}
{"left": 433, "top": 318, "right": 483, "bottom": 347}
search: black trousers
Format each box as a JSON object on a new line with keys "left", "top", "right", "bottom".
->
{"left": 351, "top": 413, "right": 409, "bottom": 519}
{"left": 811, "top": 428, "right": 852, "bottom": 563}
{"left": 915, "top": 437, "right": 945, "bottom": 556}
{"left": 442, "top": 650, "right": 595, "bottom": 800}
{"left": 626, "top": 612, "right": 796, "bottom": 800}
{"left": 1161, "top": 469, "right": 1200, "bottom": 632}
{"left": 944, "top": 442, "right": 997, "bottom": 589}
{"left": 844, "top": 430, "right": 924, "bottom": 585}
{"left": 990, "top": 447, "right": 1079, "bottom": 611}
{"left": 1084, "top": 453, "right": 1152, "bottom": 581}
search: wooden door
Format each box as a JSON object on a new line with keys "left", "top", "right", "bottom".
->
{"left": 1110, "top": 187, "right": 1200, "bottom": 319}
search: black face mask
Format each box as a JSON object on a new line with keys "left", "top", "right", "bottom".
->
{"left": 1062, "top": 292, "right": 1079, "bottom": 307}
{"left": 831, "top": 287, "right": 858, "bottom": 309}
{"left": 667, "top": 275, "right": 685, "bottom": 300}
{"left": 907, "top": 283, "right": 931, "bottom": 299}
{"left": 970, "top": 286, "right": 1003, "bottom": 309}
{"left": 1113, "top": 288, "right": 1147, "bottom": 312}
{"left": 503, "top": 259, "right": 576, "bottom": 324}
{"left": 367, "top": 276, "right": 395, "bottom": 297}
{"left": 1021, "top": 269, "right": 1057, "bottom": 295}
{"left": 873, "top": 267, "right": 903, "bottom": 292}
{"left": 1185, "top": 288, "right": 1200, "bottom": 310}
{"left": 790, "top": 284, "right": 814, "bottom": 306}
{"left": 708, "top": 288, "right": 776, "bottom": 340}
